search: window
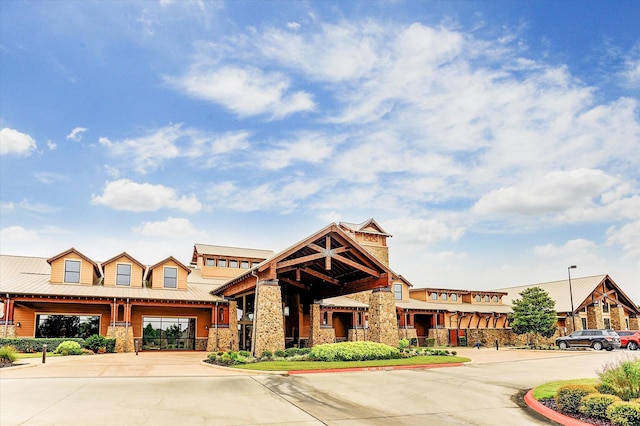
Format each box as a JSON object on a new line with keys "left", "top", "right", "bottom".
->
{"left": 116, "top": 263, "right": 131, "bottom": 286}
{"left": 164, "top": 267, "right": 178, "bottom": 288}
{"left": 36, "top": 314, "right": 99, "bottom": 338}
{"left": 205, "top": 258, "right": 215, "bottom": 267}
{"left": 218, "top": 258, "right": 227, "bottom": 267}
{"left": 475, "top": 295, "right": 481, "bottom": 302}
{"left": 240, "top": 260, "right": 250, "bottom": 269}
{"left": 218, "top": 307, "right": 225, "bottom": 323}
{"left": 64, "top": 260, "right": 81, "bottom": 283}
{"left": 393, "top": 283, "right": 402, "bottom": 300}
{"left": 451, "top": 294, "right": 458, "bottom": 301}
{"left": 441, "top": 293, "right": 448, "bottom": 301}
{"left": 322, "top": 312, "right": 328, "bottom": 325}
{"left": 581, "top": 317, "right": 587, "bottom": 329}
{"left": 604, "top": 318, "right": 611, "bottom": 329}
{"left": 431, "top": 292, "right": 438, "bottom": 300}
{"left": 484, "top": 295, "right": 490, "bottom": 303}
{"left": 229, "top": 260, "right": 239, "bottom": 268}
{"left": 603, "top": 303, "right": 610, "bottom": 313}
{"left": 251, "top": 261, "right": 260, "bottom": 268}
{"left": 492, "top": 296, "right": 498, "bottom": 303}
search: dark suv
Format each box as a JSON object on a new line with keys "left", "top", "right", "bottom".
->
{"left": 555, "top": 329, "right": 621, "bottom": 351}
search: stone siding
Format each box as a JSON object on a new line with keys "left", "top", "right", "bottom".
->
{"left": 348, "top": 327, "right": 368, "bottom": 342}
{"left": 398, "top": 327, "right": 418, "bottom": 342}
{"left": 253, "top": 282, "right": 285, "bottom": 355}
{"left": 107, "top": 325, "right": 134, "bottom": 353}
{"left": 309, "top": 304, "right": 335, "bottom": 346}
{"left": 610, "top": 306, "right": 626, "bottom": 331}
{"left": 1, "top": 325, "right": 17, "bottom": 338}
{"left": 587, "top": 304, "right": 604, "bottom": 329}
{"left": 206, "top": 326, "right": 237, "bottom": 352}
{"left": 368, "top": 288, "right": 399, "bottom": 347}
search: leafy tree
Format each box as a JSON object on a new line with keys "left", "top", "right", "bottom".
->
{"left": 508, "top": 286, "right": 557, "bottom": 346}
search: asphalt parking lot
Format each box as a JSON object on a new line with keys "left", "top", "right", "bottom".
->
{"left": 2, "top": 347, "right": 639, "bottom": 425}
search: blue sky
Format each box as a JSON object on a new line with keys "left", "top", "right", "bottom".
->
{"left": 1, "top": 1, "right": 639, "bottom": 302}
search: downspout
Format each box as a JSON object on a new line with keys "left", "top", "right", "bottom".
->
{"left": 435, "top": 309, "right": 440, "bottom": 346}
{"left": 125, "top": 298, "right": 129, "bottom": 352}
{"left": 112, "top": 298, "right": 116, "bottom": 328}
{"left": 250, "top": 270, "right": 260, "bottom": 356}
{"left": 214, "top": 301, "right": 219, "bottom": 351}
{"left": 3, "top": 294, "right": 9, "bottom": 338}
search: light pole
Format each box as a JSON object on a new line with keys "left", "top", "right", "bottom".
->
{"left": 568, "top": 265, "right": 577, "bottom": 332}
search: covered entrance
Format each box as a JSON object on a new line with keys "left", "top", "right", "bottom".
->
{"left": 214, "top": 223, "right": 398, "bottom": 355}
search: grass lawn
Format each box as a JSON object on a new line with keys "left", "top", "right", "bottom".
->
{"left": 232, "top": 355, "right": 470, "bottom": 371}
{"left": 532, "top": 378, "right": 599, "bottom": 400}
{"left": 16, "top": 352, "right": 63, "bottom": 359}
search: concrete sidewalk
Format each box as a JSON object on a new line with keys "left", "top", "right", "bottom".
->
{"left": 0, "top": 346, "right": 601, "bottom": 379}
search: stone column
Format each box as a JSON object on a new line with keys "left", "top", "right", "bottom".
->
{"left": 610, "top": 306, "right": 627, "bottom": 330}
{"left": 309, "top": 303, "right": 335, "bottom": 347}
{"left": 368, "top": 287, "right": 399, "bottom": 347}
{"left": 629, "top": 316, "right": 640, "bottom": 330}
{"left": 106, "top": 325, "right": 134, "bottom": 353}
{"left": 207, "top": 300, "right": 238, "bottom": 352}
{"left": 253, "top": 280, "right": 285, "bottom": 356}
{"left": 587, "top": 303, "right": 604, "bottom": 330}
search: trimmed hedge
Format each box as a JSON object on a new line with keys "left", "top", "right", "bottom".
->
{"left": 0, "top": 337, "right": 116, "bottom": 353}
{"left": 555, "top": 384, "right": 598, "bottom": 414}
{"left": 580, "top": 393, "right": 621, "bottom": 419}
{"left": 607, "top": 401, "right": 640, "bottom": 426}
{"left": 309, "top": 341, "right": 401, "bottom": 362}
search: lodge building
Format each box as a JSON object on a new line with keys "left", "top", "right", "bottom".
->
{"left": 1, "top": 219, "right": 638, "bottom": 353}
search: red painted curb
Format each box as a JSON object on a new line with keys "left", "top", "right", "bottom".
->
{"left": 524, "top": 389, "right": 591, "bottom": 426}
{"left": 288, "top": 362, "right": 464, "bottom": 375}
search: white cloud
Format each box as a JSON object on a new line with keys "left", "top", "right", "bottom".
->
{"left": 133, "top": 217, "right": 200, "bottom": 237}
{"left": 0, "top": 128, "right": 36, "bottom": 156}
{"left": 472, "top": 169, "right": 618, "bottom": 217}
{"left": 34, "top": 172, "right": 67, "bottom": 184}
{"left": 91, "top": 179, "right": 202, "bottom": 212}
{"left": 47, "top": 140, "right": 57, "bottom": 150}
{"left": 383, "top": 217, "right": 465, "bottom": 246}
{"left": 0, "top": 199, "right": 56, "bottom": 214}
{"left": 606, "top": 220, "right": 640, "bottom": 258}
{"left": 0, "top": 226, "right": 40, "bottom": 243}
{"left": 534, "top": 239, "right": 597, "bottom": 257}
{"left": 259, "top": 132, "right": 340, "bottom": 170}
{"left": 167, "top": 66, "right": 315, "bottom": 119}
{"left": 66, "top": 127, "right": 88, "bottom": 141}
{"left": 99, "top": 124, "right": 251, "bottom": 173}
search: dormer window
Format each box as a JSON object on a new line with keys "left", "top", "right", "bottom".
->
{"left": 218, "top": 258, "right": 227, "bottom": 267}
{"left": 205, "top": 258, "right": 215, "bottom": 266}
{"left": 64, "top": 260, "right": 81, "bottom": 283}
{"left": 431, "top": 292, "right": 438, "bottom": 300}
{"left": 164, "top": 267, "right": 178, "bottom": 289}
{"left": 393, "top": 283, "right": 402, "bottom": 300}
{"left": 116, "top": 264, "right": 131, "bottom": 286}
{"left": 240, "top": 260, "right": 250, "bottom": 269}
{"left": 229, "top": 260, "right": 239, "bottom": 268}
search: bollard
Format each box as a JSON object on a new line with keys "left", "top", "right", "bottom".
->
{"left": 495, "top": 339, "right": 499, "bottom": 351}
{"left": 42, "top": 343, "right": 47, "bottom": 364}
{"left": 135, "top": 339, "right": 139, "bottom": 356}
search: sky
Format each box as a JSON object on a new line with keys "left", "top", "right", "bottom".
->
{"left": 1, "top": 1, "right": 639, "bottom": 303}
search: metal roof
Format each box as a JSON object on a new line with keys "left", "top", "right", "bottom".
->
{"left": 193, "top": 243, "right": 274, "bottom": 260}
{"left": 494, "top": 275, "right": 609, "bottom": 313}
{"left": 318, "top": 296, "right": 369, "bottom": 308}
{"left": 0, "top": 255, "right": 225, "bottom": 303}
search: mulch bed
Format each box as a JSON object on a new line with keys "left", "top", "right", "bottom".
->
{"left": 539, "top": 398, "right": 613, "bottom": 426}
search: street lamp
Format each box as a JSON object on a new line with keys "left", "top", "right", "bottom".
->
{"left": 568, "top": 265, "right": 577, "bottom": 331}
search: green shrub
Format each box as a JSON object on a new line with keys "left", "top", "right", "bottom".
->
{"left": 607, "top": 401, "right": 640, "bottom": 426}
{"left": 284, "top": 347, "right": 300, "bottom": 357}
{"left": 580, "top": 393, "right": 622, "bottom": 419}
{"left": 425, "top": 338, "right": 435, "bottom": 347}
{"left": 0, "top": 338, "right": 85, "bottom": 353}
{"left": 309, "top": 341, "right": 400, "bottom": 362}
{"left": 104, "top": 338, "right": 116, "bottom": 353}
{"left": 298, "top": 348, "right": 311, "bottom": 355}
{"left": 239, "top": 350, "right": 251, "bottom": 357}
{"left": 261, "top": 350, "right": 272, "bottom": 359}
{"left": 598, "top": 359, "right": 640, "bottom": 401}
{"left": 399, "top": 338, "right": 410, "bottom": 350}
{"left": 84, "top": 335, "right": 107, "bottom": 353}
{"left": 274, "top": 350, "right": 286, "bottom": 358}
{"left": 555, "top": 384, "right": 598, "bottom": 414}
{"left": 0, "top": 345, "right": 18, "bottom": 364}
{"left": 54, "top": 341, "right": 84, "bottom": 356}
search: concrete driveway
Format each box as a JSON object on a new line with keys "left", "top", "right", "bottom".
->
{"left": 2, "top": 347, "right": 639, "bottom": 425}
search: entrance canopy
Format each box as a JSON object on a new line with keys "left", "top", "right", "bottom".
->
{"left": 213, "top": 223, "right": 392, "bottom": 299}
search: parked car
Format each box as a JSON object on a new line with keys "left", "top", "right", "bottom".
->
{"left": 555, "top": 329, "right": 621, "bottom": 351}
{"left": 616, "top": 330, "right": 640, "bottom": 350}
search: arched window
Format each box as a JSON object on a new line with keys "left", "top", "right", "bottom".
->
{"left": 218, "top": 307, "right": 225, "bottom": 323}
{"left": 451, "top": 294, "right": 458, "bottom": 301}
{"left": 431, "top": 292, "right": 438, "bottom": 300}
{"left": 475, "top": 295, "right": 481, "bottom": 302}
{"left": 441, "top": 293, "right": 448, "bottom": 301}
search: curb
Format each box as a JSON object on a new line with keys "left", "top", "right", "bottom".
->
{"left": 524, "top": 389, "right": 591, "bottom": 426}
{"left": 288, "top": 362, "right": 464, "bottom": 375}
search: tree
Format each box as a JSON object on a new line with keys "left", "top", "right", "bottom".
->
{"left": 508, "top": 286, "right": 557, "bottom": 347}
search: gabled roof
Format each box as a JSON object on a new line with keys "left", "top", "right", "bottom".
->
{"left": 214, "top": 223, "right": 392, "bottom": 297}
{"left": 191, "top": 243, "right": 274, "bottom": 264}
{"left": 148, "top": 256, "right": 191, "bottom": 276}
{"left": 46, "top": 248, "right": 101, "bottom": 276}
{"left": 101, "top": 252, "right": 146, "bottom": 270}
{"left": 339, "top": 218, "right": 391, "bottom": 237}
{"left": 494, "top": 274, "right": 639, "bottom": 314}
